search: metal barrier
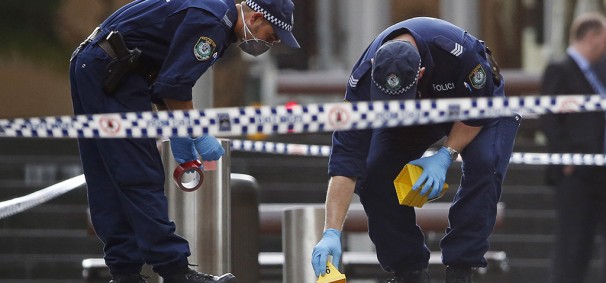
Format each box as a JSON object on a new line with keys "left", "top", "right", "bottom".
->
{"left": 273, "top": 69, "right": 539, "bottom": 98}
{"left": 82, "top": 173, "right": 260, "bottom": 283}
{"left": 83, "top": 140, "right": 260, "bottom": 282}
{"left": 164, "top": 139, "right": 232, "bottom": 275}
{"left": 276, "top": 204, "right": 508, "bottom": 281}
{"left": 230, "top": 174, "right": 260, "bottom": 282}
{"left": 282, "top": 206, "right": 325, "bottom": 283}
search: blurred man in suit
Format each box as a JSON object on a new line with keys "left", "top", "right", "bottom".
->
{"left": 540, "top": 12, "right": 606, "bottom": 283}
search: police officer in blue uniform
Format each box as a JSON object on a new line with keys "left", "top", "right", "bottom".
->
{"left": 69, "top": 0, "right": 299, "bottom": 282}
{"left": 311, "top": 17, "right": 520, "bottom": 283}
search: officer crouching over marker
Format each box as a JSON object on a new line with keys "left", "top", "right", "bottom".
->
{"left": 311, "top": 17, "right": 520, "bottom": 283}
{"left": 69, "top": 0, "right": 299, "bottom": 282}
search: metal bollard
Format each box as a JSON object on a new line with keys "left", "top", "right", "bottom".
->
{"left": 163, "top": 139, "right": 232, "bottom": 275}
{"left": 195, "top": 139, "right": 231, "bottom": 274}
{"left": 283, "top": 205, "right": 325, "bottom": 283}
{"left": 230, "top": 174, "right": 260, "bottom": 282}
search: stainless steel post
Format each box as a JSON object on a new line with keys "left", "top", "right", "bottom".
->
{"left": 283, "top": 205, "right": 325, "bottom": 283}
{"left": 340, "top": 0, "right": 390, "bottom": 69}
{"left": 163, "top": 140, "right": 183, "bottom": 231}
{"left": 440, "top": 0, "right": 480, "bottom": 36}
{"left": 194, "top": 139, "right": 231, "bottom": 274}
{"left": 164, "top": 139, "right": 232, "bottom": 275}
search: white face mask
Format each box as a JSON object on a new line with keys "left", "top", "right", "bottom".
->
{"left": 238, "top": 5, "right": 273, "bottom": 57}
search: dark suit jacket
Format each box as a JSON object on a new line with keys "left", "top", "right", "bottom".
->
{"left": 539, "top": 54, "right": 606, "bottom": 184}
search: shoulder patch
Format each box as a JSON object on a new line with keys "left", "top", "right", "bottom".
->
{"left": 193, "top": 36, "right": 216, "bottom": 61}
{"left": 433, "top": 35, "right": 464, "bottom": 57}
{"left": 348, "top": 60, "right": 372, "bottom": 88}
{"left": 221, "top": 12, "right": 234, "bottom": 29}
{"left": 468, "top": 64, "right": 487, "bottom": 89}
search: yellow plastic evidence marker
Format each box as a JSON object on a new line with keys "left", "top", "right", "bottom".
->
{"left": 316, "top": 261, "right": 346, "bottom": 283}
{"left": 394, "top": 164, "right": 449, "bottom": 208}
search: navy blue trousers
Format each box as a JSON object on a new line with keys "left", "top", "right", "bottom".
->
{"left": 358, "top": 115, "right": 520, "bottom": 272}
{"left": 69, "top": 44, "right": 190, "bottom": 276}
{"left": 550, "top": 170, "right": 606, "bottom": 283}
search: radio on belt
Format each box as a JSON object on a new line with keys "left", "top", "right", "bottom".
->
{"left": 173, "top": 160, "right": 204, "bottom": 192}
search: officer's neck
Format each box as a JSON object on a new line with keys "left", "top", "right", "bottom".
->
{"left": 392, "top": 33, "right": 418, "bottom": 50}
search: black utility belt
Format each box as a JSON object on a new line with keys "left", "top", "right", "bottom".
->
{"left": 71, "top": 27, "right": 103, "bottom": 61}
{"left": 98, "top": 31, "right": 158, "bottom": 95}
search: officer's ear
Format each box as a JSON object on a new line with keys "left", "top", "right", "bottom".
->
{"left": 418, "top": 67, "right": 426, "bottom": 81}
{"left": 250, "top": 12, "right": 265, "bottom": 25}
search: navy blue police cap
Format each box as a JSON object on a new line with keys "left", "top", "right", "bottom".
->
{"left": 246, "top": 0, "right": 300, "bottom": 48}
{"left": 371, "top": 40, "right": 421, "bottom": 98}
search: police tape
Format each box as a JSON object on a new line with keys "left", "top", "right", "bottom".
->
{"left": 2, "top": 142, "right": 605, "bottom": 220}
{"left": 0, "top": 94, "right": 603, "bottom": 138}
{"left": 231, "top": 139, "right": 331, "bottom": 157}
{"left": 230, "top": 139, "right": 606, "bottom": 166}
{"left": 0, "top": 175, "right": 86, "bottom": 220}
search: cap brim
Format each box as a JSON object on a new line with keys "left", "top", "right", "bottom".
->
{"left": 274, "top": 26, "right": 300, "bottom": 48}
{"left": 369, "top": 79, "right": 417, "bottom": 100}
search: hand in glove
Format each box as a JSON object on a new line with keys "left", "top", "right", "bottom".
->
{"left": 170, "top": 135, "right": 224, "bottom": 164}
{"left": 311, "top": 228, "right": 342, "bottom": 277}
{"left": 193, "top": 135, "right": 224, "bottom": 161}
{"left": 409, "top": 146, "right": 453, "bottom": 199}
{"left": 170, "top": 137, "right": 197, "bottom": 164}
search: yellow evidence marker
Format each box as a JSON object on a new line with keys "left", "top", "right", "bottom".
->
{"left": 316, "top": 261, "right": 346, "bottom": 283}
{"left": 394, "top": 164, "right": 449, "bottom": 208}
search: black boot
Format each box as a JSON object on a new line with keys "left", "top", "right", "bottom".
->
{"left": 387, "top": 269, "right": 430, "bottom": 283}
{"left": 163, "top": 268, "right": 237, "bottom": 283}
{"left": 109, "top": 273, "right": 148, "bottom": 283}
{"left": 445, "top": 266, "right": 472, "bottom": 283}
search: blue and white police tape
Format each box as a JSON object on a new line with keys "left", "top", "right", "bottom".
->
{"left": 0, "top": 94, "right": 604, "bottom": 138}
{"left": 230, "top": 139, "right": 606, "bottom": 166}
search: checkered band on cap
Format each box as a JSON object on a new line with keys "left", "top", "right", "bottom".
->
{"left": 371, "top": 59, "right": 421, "bottom": 96}
{"left": 246, "top": 0, "right": 293, "bottom": 32}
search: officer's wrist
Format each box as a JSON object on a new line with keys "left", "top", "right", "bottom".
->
{"left": 442, "top": 146, "right": 459, "bottom": 161}
{"left": 324, "top": 228, "right": 342, "bottom": 237}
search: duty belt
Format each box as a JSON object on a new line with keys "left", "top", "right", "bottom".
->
{"left": 70, "top": 27, "right": 102, "bottom": 61}
{"left": 95, "top": 31, "right": 159, "bottom": 94}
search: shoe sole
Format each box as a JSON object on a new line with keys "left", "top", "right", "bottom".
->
{"left": 218, "top": 273, "right": 237, "bottom": 283}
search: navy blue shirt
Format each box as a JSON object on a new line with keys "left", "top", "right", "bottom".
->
{"left": 329, "top": 17, "right": 503, "bottom": 179}
{"left": 92, "top": 0, "right": 238, "bottom": 102}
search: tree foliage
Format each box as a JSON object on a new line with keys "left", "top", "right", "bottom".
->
{"left": 0, "top": 1, "right": 66, "bottom": 67}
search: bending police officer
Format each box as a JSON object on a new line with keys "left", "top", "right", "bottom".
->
{"left": 69, "top": 0, "right": 299, "bottom": 282}
{"left": 311, "top": 17, "right": 520, "bottom": 283}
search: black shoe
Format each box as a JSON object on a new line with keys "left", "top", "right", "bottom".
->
{"left": 109, "top": 274, "right": 148, "bottom": 283}
{"left": 163, "top": 268, "right": 237, "bottom": 283}
{"left": 387, "top": 269, "right": 430, "bottom": 283}
{"left": 445, "top": 266, "right": 472, "bottom": 283}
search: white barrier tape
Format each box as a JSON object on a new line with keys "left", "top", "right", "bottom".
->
{"left": 2, "top": 148, "right": 605, "bottom": 220}
{"left": 0, "top": 94, "right": 603, "bottom": 138}
{"left": 0, "top": 175, "right": 86, "bottom": 220}
{"left": 230, "top": 139, "right": 606, "bottom": 166}
{"left": 510, "top": 152, "right": 606, "bottom": 166}
{"left": 231, "top": 139, "right": 331, "bottom": 157}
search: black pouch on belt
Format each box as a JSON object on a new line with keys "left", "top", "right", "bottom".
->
{"left": 102, "top": 31, "right": 142, "bottom": 95}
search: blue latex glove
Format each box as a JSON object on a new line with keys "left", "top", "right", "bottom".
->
{"left": 170, "top": 137, "right": 197, "bottom": 164}
{"left": 193, "top": 135, "right": 224, "bottom": 161}
{"left": 409, "top": 147, "right": 453, "bottom": 199}
{"left": 311, "top": 228, "right": 342, "bottom": 277}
